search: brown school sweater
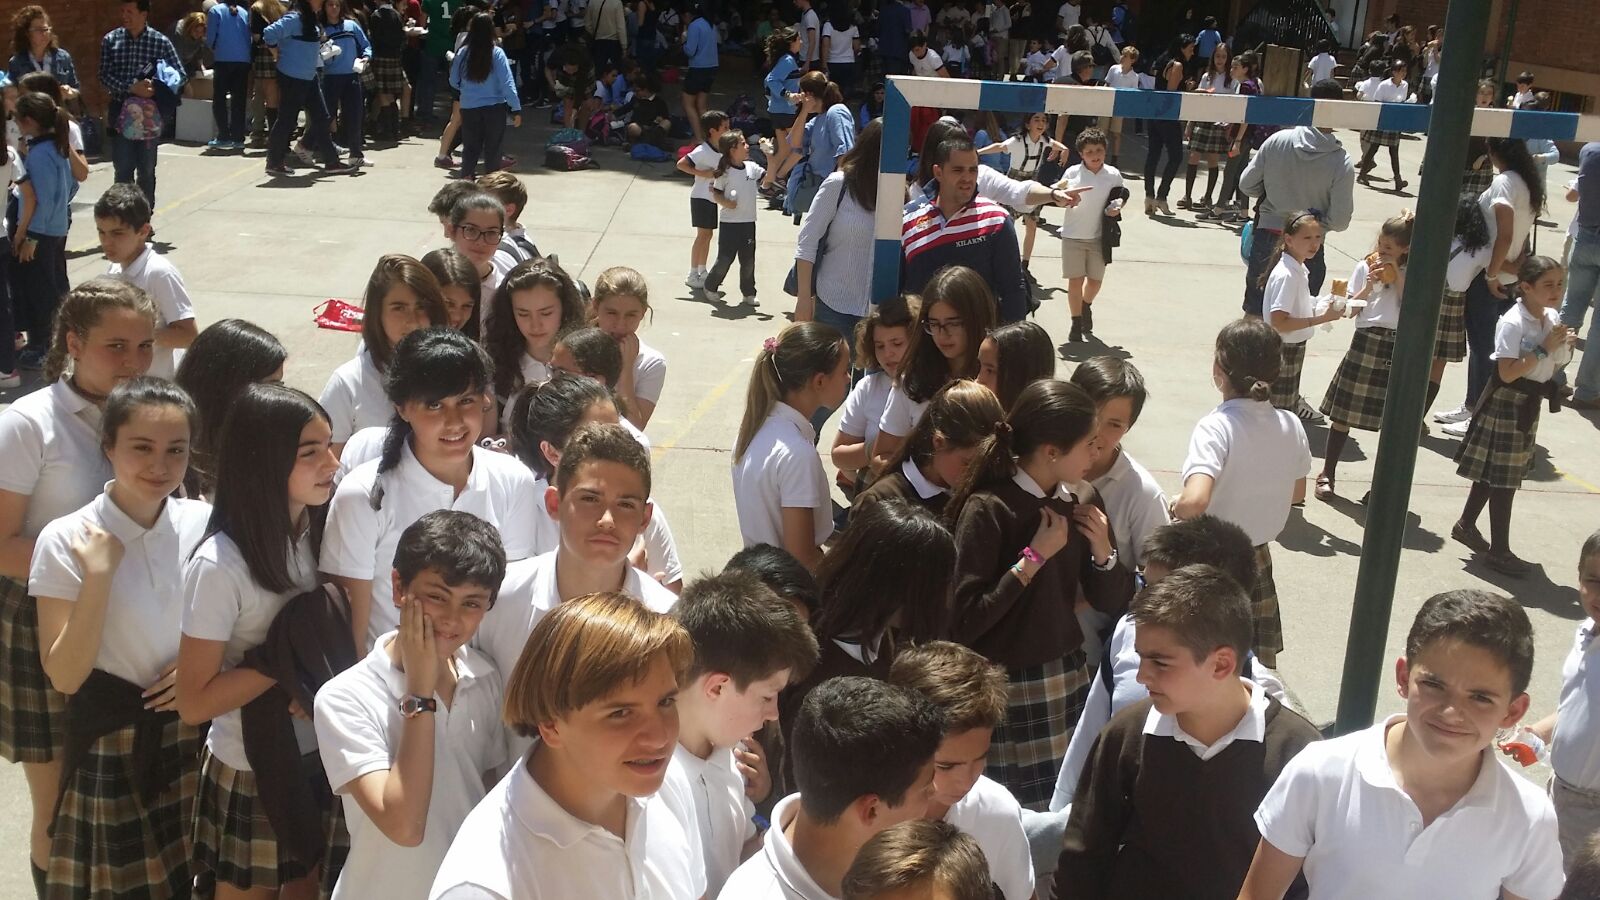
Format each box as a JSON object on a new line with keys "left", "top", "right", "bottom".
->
{"left": 853, "top": 468, "right": 947, "bottom": 518}
{"left": 951, "top": 479, "right": 1134, "bottom": 668}
{"left": 776, "top": 635, "right": 895, "bottom": 790}
{"left": 1054, "top": 696, "right": 1320, "bottom": 900}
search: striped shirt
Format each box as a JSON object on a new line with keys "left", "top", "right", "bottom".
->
{"left": 902, "top": 193, "right": 1028, "bottom": 322}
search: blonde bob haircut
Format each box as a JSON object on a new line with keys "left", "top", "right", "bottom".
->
{"left": 503, "top": 591, "right": 694, "bottom": 736}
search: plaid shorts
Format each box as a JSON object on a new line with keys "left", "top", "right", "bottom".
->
{"left": 1361, "top": 129, "right": 1401, "bottom": 149}
{"left": 48, "top": 716, "right": 201, "bottom": 899}
{"left": 192, "top": 750, "right": 321, "bottom": 890}
{"left": 1435, "top": 289, "right": 1468, "bottom": 362}
{"left": 1455, "top": 381, "right": 1541, "bottom": 489}
{"left": 1321, "top": 327, "right": 1396, "bottom": 432}
{"left": 1188, "top": 122, "right": 1233, "bottom": 155}
{"left": 370, "top": 54, "right": 408, "bottom": 96}
{"left": 1270, "top": 341, "right": 1308, "bottom": 410}
{"left": 986, "top": 651, "right": 1092, "bottom": 811}
{"left": 0, "top": 575, "right": 65, "bottom": 762}
{"left": 1251, "top": 543, "right": 1283, "bottom": 668}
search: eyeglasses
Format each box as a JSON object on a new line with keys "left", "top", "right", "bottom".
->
{"left": 455, "top": 224, "right": 504, "bottom": 244}
{"left": 924, "top": 319, "right": 964, "bottom": 337}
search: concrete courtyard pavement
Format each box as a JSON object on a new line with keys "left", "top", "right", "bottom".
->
{"left": 0, "top": 111, "right": 1592, "bottom": 889}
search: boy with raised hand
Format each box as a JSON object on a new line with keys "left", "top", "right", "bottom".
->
{"left": 888, "top": 641, "right": 1035, "bottom": 900}
{"left": 96, "top": 182, "right": 197, "bottom": 379}
{"left": 719, "top": 676, "right": 945, "bottom": 900}
{"left": 314, "top": 510, "right": 509, "bottom": 900}
{"left": 665, "top": 570, "right": 821, "bottom": 895}
{"left": 1239, "top": 589, "right": 1565, "bottom": 900}
{"left": 1057, "top": 565, "right": 1321, "bottom": 899}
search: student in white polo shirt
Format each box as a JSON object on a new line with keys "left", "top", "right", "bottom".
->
{"left": 95, "top": 184, "right": 196, "bottom": 380}
{"left": 1057, "top": 129, "right": 1127, "bottom": 346}
{"left": 429, "top": 591, "right": 706, "bottom": 900}
{"left": 718, "top": 676, "right": 945, "bottom": 900}
{"left": 663, "top": 570, "right": 821, "bottom": 895}
{"left": 315, "top": 511, "right": 508, "bottom": 900}
{"left": 1069, "top": 357, "right": 1168, "bottom": 574}
{"left": 888, "top": 642, "right": 1036, "bottom": 900}
{"left": 1240, "top": 590, "right": 1564, "bottom": 900}
{"left": 323, "top": 328, "right": 541, "bottom": 649}
{"left": 320, "top": 255, "right": 449, "bottom": 456}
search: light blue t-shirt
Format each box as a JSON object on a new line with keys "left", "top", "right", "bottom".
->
{"left": 18, "top": 139, "right": 75, "bottom": 237}
{"left": 685, "top": 17, "right": 718, "bottom": 68}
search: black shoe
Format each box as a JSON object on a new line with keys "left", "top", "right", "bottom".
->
{"left": 1069, "top": 316, "right": 1083, "bottom": 343}
{"left": 1081, "top": 304, "right": 1094, "bottom": 336}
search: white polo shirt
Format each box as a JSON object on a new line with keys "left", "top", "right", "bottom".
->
{"left": 718, "top": 793, "right": 837, "bottom": 900}
{"left": 0, "top": 379, "right": 112, "bottom": 539}
{"left": 660, "top": 743, "right": 758, "bottom": 897}
{"left": 336, "top": 426, "right": 389, "bottom": 482}
{"left": 634, "top": 340, "right": 668, "bottom": 406}
{"left": 180, "top": 530, "right": 319, "bottom": 771}
{"left": 1554, "top": 622, "right": 1600, "bottom": 789}
{"left": 1265, "top": 255, "right": 1317, "bottom": 345}
{"left": 316, "top": 635, "right": 507, "bottom": 900}
{"left": 106, "top": 243, "right": 195, "bottom": 380}
{"left": 944, "top": 775, "right": 1035, "bottom": 900}
{"left": 1494, "top": 302, "right": 1572, "bottom": 383}
{"left": 1348, "top": 258, "right": 1402, "bottom": 330}
{"left": 689, "top": 142, "right": 721, "bottom": 202}
{"left": 909, "top": 47, "right": 944, "bottom": 77}
{"left": 428, "top": 743, "right": 705, "bottom": 900}
{"left": 321, "top": 442, "right": 542, "bottom": 646}
{"left": 527, "top": 477, "right": 684, "bottom": 586}
{"left": 30, "top": 493, "right": 211, "bottom": 688}
{"left": 1058, "top": 163, "right": 1124, "bottom": 241}
{"left": 732, "top": 403, "right": 834, "bottom": 550}
{"left": 876, "top": 382, "right": 928, "bottom": 441}
{"left": 1089, "top": 448, "right": 1169, "bottom": 571}
{"left": 1181, "top": 398, "right": 1311, "bottom": 547}
{"left": 836, "top": 370, "right": 892, "bottom": 452}
{"left": 320, "top": 349, "right": 392, "bottom": 445}
{"left": 1254, "top": 715, "right": 1564, "bottom": 900}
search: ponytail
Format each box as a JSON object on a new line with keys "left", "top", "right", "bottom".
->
{"left": 45, "top": 279, "right": 158, "bottom": 383}
{"left": 15, "top": 91, "right": 69, "bottom": 158}
{"left": 945, "top": 380, "right": 1098, "bottom": 521}
{"left": 1214, "top": 318, "right": 1281, "bottom": 402}
{"left": 734, "top": 322, "right": 847, "bottom": 461}
{"left": 944, "top": 419, "right": 1015, "bottom": 522}
{"left": 714, "top": 129, "right": 744, "bottom": 179}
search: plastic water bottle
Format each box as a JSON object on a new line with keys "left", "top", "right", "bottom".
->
{"left": 1497, "top": 727, "right": 1548, "bottom": 767}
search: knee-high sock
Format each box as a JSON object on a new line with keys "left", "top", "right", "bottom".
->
{"left": 1184, "top": 162, "right": 1198, "bottom": 199}
{"left": 1488, "top": 486, "right": 1516, "bottom": 552}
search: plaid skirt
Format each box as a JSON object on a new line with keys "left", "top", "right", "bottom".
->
{"left": 1270, "top": 341, "right": 1309, "bottom": 410}
{"left": 1321, "top": 327, "right": 1396, "bottom": 431}
{"left": 1251, "top": 544, "right": 1283, "bottom": 668}
{"left": 47, "top": 716, "right": 202, "bottom": 899}
{"left": 1455, "top": 381, "right": 1542, "bottom": 490}
{"left": 252, "top": 45, "right": 277, "bottom": 81}
{"left": 0, "top": 576, "right": 65, "bottom": 762}
{"left": 1189, "top": 122, "right": 1233, "bottom": 155}
{"left": 1361, "top": 129, "right": 1401, "bottom": 149}
{"left": 192, "top": 749, "right": 337, "bottom": 890}
{"left": 1006, "top": 169, "right": 1043, "bottom": 218}
{"left": 1435, "top": 289, "right": 1468, "bottom": 362}
{"left": 986, "top": 650, "right": 1092, "bottom": 812}
{"left": 370, "top": 54, "right": 408, "bottom": 96}
{"left": 1463, "top": 165, "right": 1494, "bottom": 198}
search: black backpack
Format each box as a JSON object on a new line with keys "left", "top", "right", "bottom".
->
{"left": 1089, "top": 27, "right": 1115, "bottom": 66}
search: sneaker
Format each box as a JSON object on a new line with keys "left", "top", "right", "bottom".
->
{"left": 702, "top": 287, "right": 725, "bottom": 304}
{"left": 685, "top": 271, "right": 706, "bottom": 290}
{"left": 206, "top": 138, "right": 227, "bottom": 149}
{"left": 498, "top": 155, "right": 517, "bottom": 171}
{"left": 434, "top": 154, "right": 455, "bottom": 169}
{"left": 1441, "top": 419, "right": 1470, "bottom": 438}
{"left": 16, "top": 348, "right": 45, "bottom": 370}
{"left": 323, "top": 160, "right": 360, "bottom": 175}
{"left": 741, "top": 295, "right": 760, "bottom": 308}
{"left": 0, "top": 370, "right": 19, "bottom": 388}
{"left": 292, "top": 144, "right": 316, "bottom": 166}
{"left": 264, "top": 162, "right": 296, "bottom": 177}
{"left": 351, "top": 154, "right": 373, "bottom": 168}
{"left": 1197, "top": 206, "right": 1225, "bottom": 221}
{"left": 1433, "top": 404, "right": 1472, "bottom": 424}
{"left": 1294, "top": 399, "right": 1325, "bottom": 424}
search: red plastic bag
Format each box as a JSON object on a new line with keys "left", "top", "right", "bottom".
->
{"left": 314, "top": 298, "right": 364, "bottom": 332}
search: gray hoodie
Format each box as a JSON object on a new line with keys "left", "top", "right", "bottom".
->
{"left": 1239, "top": 126, "right": 1356, "bottom": 232}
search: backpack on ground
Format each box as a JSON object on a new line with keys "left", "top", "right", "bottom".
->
{"left": 630, "top": 142, "right": 673, "bottom": 161}
{"left": 547, "top": 128, "right": 590, "bottom": 157}
{"left": 545, "top": 144, "right": 594, "bottom": 170}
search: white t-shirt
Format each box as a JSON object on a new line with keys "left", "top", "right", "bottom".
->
{"left": 180, "top": 530, "right": 319, "bottom": 771}
{"left": 106, "top": 244, "right": 195, "bottom": 380}
{"left": 1357, "top": 77, "right": 1410, "bottom": 104}
{"left": 429, "top": 744, "right": 706, "bottom": 900}
{"left": 800, "top": 8, "right": 821, "bottom": 62}
{"left": 1480, "top": 171, "right": 1536, "bottom": 283}
{"left": 321, "top": 443, "right": 542, "bottom": 646}
{"left": 689, "top": 142, "right": 722, "bottom": 202}
{"left": 1553, "top": 622, "right": 1600, "bottom": 790}
{"left": 1048, "top": 45, "right": 1075, "bottom": 81}
{"left": 997, "top": 133, "right": 1051, "bottom": 177}
{"left": 660, "top": 744, "right": 758, "bottom": 897}
{"left": 1024, "top": 50, "right": 1050, "bottom": 77}
{"left": 1265, "top": 254, "right": 1318, "bottom": 344}
{"left": 944, "top": 775, "right": 1035, "bottom": 900}
{"left": 1348, "top": 258, "right": 1400, "bottom": 330}
{"left": 29, "top": 494, "right": 211, "bottom": 688}
{"left": 1104, "top": 62, "right": 1140, "bottom": 89}
{"left": 835, "top": 370, "right": 892, "bottom": 451}
{"left": 1181, "top": 398, "right": 1312, "bottom": 547}
{"left": 320, "top": 349, "right": 391, "bottom": 445}
{"left": 821, "top": 23, "right": 857, "bottom": 63}
{"left": 525, "top": 476, "right": 684, "bottom": 586}
{"left": 713, "top": 161, "right": 766, "bottom": 224}
{"left": 316, "top": 636, "right": 507, "bottom": 900}
{"left": 718, "top": 794, "right": 833, "bottom": 900}
{"left": 1254, "top": 715, "right": 1564, "bottom": 900}
{"left": 1445, "top": 239, "right": 1493, "bottom": 293}
{"left": 1307, "top": 52, "right": 1337, "bottom": 84}
{"left": 731, "top": 403, "right": 834, "bottom": 551}
{"left": 0, "top": 379, "right": 111, "bottom": 539}
{"left": 1493, "top": 302, "right": 1572, "bottom": 383}
{"left": 877, "top": 381, "right": 929, "bottom": 440}
{"left": 1087, "top": 448, "right": 1169, "bottom": 571}
{"left": 910, "top": 47, "right": 945, "bottom": 77}
{"left": 1058, "top": 162, "right": 1124, "bottom": 241}
{"left": 634, "top": 340, "right": 668, "bottom": 406}
{"left": 1056, "top": 1, "right": 1081, "bottom": 30}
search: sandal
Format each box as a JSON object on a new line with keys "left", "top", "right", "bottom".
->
{"left": 1451, "top": 520, "right": 1490, "bottom": 553}
{"left": 1314, "top": 474, "right": 1336, "bottom": 501}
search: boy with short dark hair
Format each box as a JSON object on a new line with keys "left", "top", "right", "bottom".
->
{"left": 428, "top": 180, "right": 478, "bottom": 234}
{"left": 889, "top": 641, "right": 1035, "bottom": 900}
{"left": 676, "top": 110, "right": 731, "bottom": 290}
{"left": 664, "top": 570, "right": 820, "bottom": 894}
{"left": 1056, "top": 127, "right": 1125, "bottom": 343}
{"left": 315, "top": 510, "right": 510, "bottom": 900}
{"left": 718, "top": 676, "right": 945, "bottom": 900}
{"left": 1057, "top": 565, "right": 1321, "bottom": 899}
{"left": 1071, "top": 356, "right": 1166, "bottom": 574}
{"left": 841, "top": 819, "right": 994, "bottom": 900}
{"left": 95, "top": 182, "right": 197, "bottom": 379}
{"left": 1239, "top": 589, "right": 1564, "bottom": 900}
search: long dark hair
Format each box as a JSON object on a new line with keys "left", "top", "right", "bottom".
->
{"left": 1213, "top": 317, "right": 1281, "bottom": 402}
{"left": 202, "top": 384, "right": 330, "bottom": 594}
{"left": 361, "top": 254, "right": 449, "bottom": 373}
{"left": 484, "top": 259, "right": 587, "bottom": 401}
{"left": 985, "top": 320, "right": 1056, "bottom": 412}
{"left": 946, "top": 379, "right": 1098, "bottom": 521}
{"left": 103, "top": 377, "right": 198, "bottom": 453}
{"left": 766, "top": 25, "right": 798, "bottom": 66}
{"left": 839, "top": 118, "right": 882, "bottom": 211}
{"left": 885, "top": 378, "right": 1005, "bottom": 476}
{"left": 813, "top": 499, "right": 954, "bottom": 645}
{"left": 375, "top": 328, "right": 494, "bottom": 500}
{"left": 293, "top": 0, "right": 318, "bottom": 40}
{"left": 176, "top": 319, "right": 287, "bottom": 498}
{"left": 464, "top": 11, "right": 495, "bottom": 82}
{"left": 15, "top": 92, "right": 69, "bottom": 158}
{"left": 899, "top": 266, "right": 996, "bottom": 403}
{"left": 506, "top": 372, "right": 616, "bottom": 480}
{"left": 1155, "top": 33, "right": 1195, "bottom": 89}
{"left": 1487, "top": 137, "right": 1547, "bottom": 216}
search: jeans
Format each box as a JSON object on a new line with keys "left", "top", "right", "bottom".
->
{"left": 829, "top": 62, "right": 858, "bottom": 97}
{"left": 16, "top": 233, "right": 67, "bottom": 350}
{"left": 323, "top": 73, "right": 365, "bottom": 157}
{"left": 269, "top": 72, "right": 339, "bottom": 168}
{"left": 1243, "top": 225, "right": 1327, "bottom": 316}
{"left": 459, "top": 103, "right": 509, "bottom": 178}
{"left": 110, "top": 97, "right": 160, "bottom": 205}
{"left": 213, "top": 61, "right": 251, "bottom": 143}
{"left": 1463, "top": 270, "right": 1510, "bottom": 408}
{"left": 415, "top": 51, "right": 444, "bottom": 121}
{"left": 1143, "top": 119, "right": 1184, "bottom": 200}
{"left": 1560, "top": 231, "right": 1600, "bottom": 330}
{"left": 809, "top": 299, "right": 864, "bottom": 434}
{"left": 705, "top": 221, "right": 756, "bottom": 298}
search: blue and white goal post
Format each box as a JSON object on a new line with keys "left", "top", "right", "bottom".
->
{"left": 871, "top": 75, "right": 1600, "bottom": 302}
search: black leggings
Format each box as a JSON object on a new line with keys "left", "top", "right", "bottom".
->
{"left": 1360, "top": 141, "right": 1402, "bottom": 179}
{"left": 1143, "top": 119, "right": 1184, "bottom": 200}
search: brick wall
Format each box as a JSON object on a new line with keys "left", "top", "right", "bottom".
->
{"left": 0, "top": 0, "right": 201, "bottom": 114}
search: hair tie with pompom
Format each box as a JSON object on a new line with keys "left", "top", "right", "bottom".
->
{"left": 763, "top": 337, "right": 777, "bottom": 353}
